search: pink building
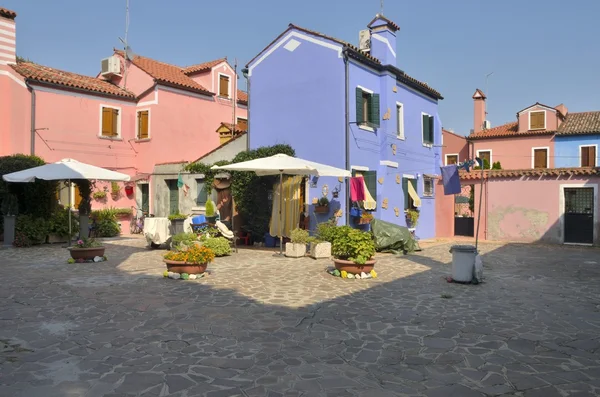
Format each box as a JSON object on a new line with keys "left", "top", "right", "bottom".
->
{"left": 442, "top": 128, "right": 469, "bottom": 165}
{"left": 0, "top": 7, "right": 247, "bottom": 226}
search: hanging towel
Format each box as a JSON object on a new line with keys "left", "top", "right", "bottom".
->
{"left": 350, "top": 177, "right": 366, "bottom": 201}
{"left": 177, "top": 173, "right": 184, "bottom": 188}
{"left": 440, "top": 165, "right": 461, "bottom": 195}
{"left": 407, "top": 180, "right": 422, "bottom": 207}
{"left": 361, "top": 178, "right": 377, "bottom": 210}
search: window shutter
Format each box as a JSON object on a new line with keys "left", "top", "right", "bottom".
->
{"left": 363, "top": 170, "right": 377, "bottom": 203}
{"left": 422, "top": 114, "right": 430, "bottom": 143}
{"left": 102, "top": 107, "right": 112, "bottom": 136}
{"left": 355, "top": 88, "right": 364, "bottom": 124}
{"left": 219, "top": 75, "right": 229, "bottom": 97}
{"left": 237, "top": 118, "right": 248, "bottom": 131}
{"left": 402, "top": 177, "right": 409, "bottom": 210}
{"left": 369, "top": 94, "right": 380, "bottom": 127}
{"left": 428, "top": 115, "right": 434, "bottom": 144}
{"left": 138, "top": 111, "right": 149, "bottom": 139}
{"left": 111, "top": 109, "right": 119, "bottom": 136}
{"left": 530, "top": 111, "right": 545, "bottom": 129}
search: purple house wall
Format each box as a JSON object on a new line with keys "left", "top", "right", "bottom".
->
{"left": 246, "top": 15, "right": 443, "bottom": 239}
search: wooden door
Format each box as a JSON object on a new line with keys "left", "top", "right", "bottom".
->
{"left": 167, "top": 180, "right": 179, "bottom": 215}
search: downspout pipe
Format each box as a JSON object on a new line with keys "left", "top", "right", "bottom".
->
{"left": 343, "top": 49, "right": 350, "bottom": 226}
{"left": 241, "top": 67, "right": 250, "bottom": 151}
{"left": 26, "top": 80, "right": 36, "bottom": 155}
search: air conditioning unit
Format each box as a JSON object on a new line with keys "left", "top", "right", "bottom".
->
{"left": 359, "top": 29, "right": 371, "bottom": 52}
{"left": 483, "top": 120, "right": 491, "bottom": 130}
{"left": 101, "top": 56, "right": 121, "bottom": 78}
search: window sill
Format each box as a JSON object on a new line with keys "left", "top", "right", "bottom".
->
{"left": 422, "top": 195, "right": 434, "bottom": 199}
{"left": 135, "top": 138, "right": 151, "bottom": 143}
{"left": 422, "top": 143, "right": 433, "bottom": 148}
{"left": 359, "top": 125, "right": 375, "bottom": 132}
{"left": 98, "top": 136, "right": 122, "bottom": 141}
{"left": 397, "top": 136, "right": 405, "bottom": 141}
{"left": 218, "top": 96, "right": 231, "bottom": 100}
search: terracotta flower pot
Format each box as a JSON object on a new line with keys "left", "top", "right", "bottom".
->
{"left": 163, "top": 259, "right": 207, "bottom": 274}
{"left": 333, "top": 258, "right": 376, "bottom": 275}
{"left": 314, "top": 205, "right": 329, "bottom": 214}
{"left": 69, "top": 247, "right": 106, "bottom": 260}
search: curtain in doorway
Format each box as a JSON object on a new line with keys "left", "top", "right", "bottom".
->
{"left": 270, "top": 175, "right": 303, "bottom": 238}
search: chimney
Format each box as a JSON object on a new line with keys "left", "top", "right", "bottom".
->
{"left": 472, "top": 89, "right": 487, "bottom": 133}
{"left": 367, "top": 14, "right": 399, "bottom": 66}
{"left": 0, "top": 8, "right": 17, "bottom": 65}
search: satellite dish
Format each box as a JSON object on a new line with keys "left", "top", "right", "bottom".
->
{"left": 118, "top": 37, "right": 135, "bottom": 60}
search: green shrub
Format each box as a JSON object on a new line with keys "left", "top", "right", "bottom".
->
{"left": 15, "top": 214, "right": 49, "bottom": 246}
{"left": 48, "top": 208, "right": 79, "bottom": 237}
{"left": 171, "top": 232, "right": 197, "bottom": 249}
{"left": 315, "top": 218, "right": 338, "bottom": 243}
{"left": 168, "top": 213, "right": 187, "bottom": 221}
{"left": 331, "top": 228, "right": 375, "bottom": 265}
{"left": 1, "top": 193, "right": 18, "bottom": 216}
{"left": 290, "top": 228, "right": 309, "bottom": 244}
{"left": 318, "top": 196, "right": 330, "bottom": 207}
{"left": 202, "top": 236, "right": 231, "bottom": 256}
{"left": 95, "top": 219, "right": 120, "bottom": 237}
{"left": 205, "top": 199, "right": 216, "bottom": 217}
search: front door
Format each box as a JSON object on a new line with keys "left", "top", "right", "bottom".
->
{"left": 167, "top": 180, "right": 179, "bottom": 215}
{"left": 564, "top": 187, "right": 594, "bottom": 244}
{"left": 140, "top": 184, "right": 149, "bottom": 214}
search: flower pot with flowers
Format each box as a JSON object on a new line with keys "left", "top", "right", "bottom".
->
{"left": 405, "top": 209, "right": 419, "bottom": 229}
{"left": 358, "top": 212, "right": 373, "bottom": 225}
{"left": 163, "top": 244, "right": 215, "bottom": 274}
{"left": 69, "top": 237, "right": 105, "bottom": 260}
{"left": 314, "top": 196, "right": 330, "bottom": 214}
{"left": 285, "top": 228, "right": 309, "bottom": 258}
{"left": 331, "top": 226, "right": 376, "bottom": 274}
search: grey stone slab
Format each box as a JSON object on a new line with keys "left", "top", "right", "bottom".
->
{"left": 424, "top": 384, "right": 485, "bottom": 397}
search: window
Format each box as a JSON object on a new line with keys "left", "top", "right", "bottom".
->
{"left": 137, "top": 110, "right": 149, "bottom": 139}
{"left": 237, "top": 117, "right": 248, "bottom": 131}
{"left": 532, "top": 148, "right": 548, "bottom": 169}
{"left": 581, "top": 145, "right": 597, "bottom": 167}
{"left": 352, "top": 169, "right": 377, "bottom": 206}
{"left": 422, "top": 113, "right": 434, "bottom": 145}
{"left": 445, "top": 154, "right": 458, "bottom": 165}
{"left": 195, "top": 179, "right": 208, "bottom": 205}
{"left": 423, "top": 176, "right": 434, "bottom": 197}
{"left": 396, "top": 103, "right": 404, "bottom": 139}
{"left": 402, "top": 177, "right": 418, "bottom": 210}
{"left": 529, "top": 111, "right": 545, "bottom": 130}
{"left": 219, "top": 74, "right": 230, "bottom": 98}
{"left": 477, "top": 150, "right": 491, "bottom": 169}
{"left": 355, "top": 87, "right": 380, "bottom": 129}
{"left": 101, "top": 106, "right": 120, "bottom": 138}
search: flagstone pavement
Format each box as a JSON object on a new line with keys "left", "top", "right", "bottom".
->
{"left": 1, "top": 236, "right": 599, "bottom": 397}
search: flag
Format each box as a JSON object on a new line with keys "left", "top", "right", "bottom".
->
{"left": 177, "top": 173, "right": 184, "bottom": 188}
{"left": 182, "top": 184, "right": 190, "bottom": 196}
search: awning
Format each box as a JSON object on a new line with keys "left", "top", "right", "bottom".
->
{"left": 362, "top": 178, "right": 377, "bottom": 210}
{"left": 408, "top": 181, "right": 421, "bottom": 207}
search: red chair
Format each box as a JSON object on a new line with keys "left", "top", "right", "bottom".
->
{"left": 237, "top": 231, "right": 250, "bottom": 246}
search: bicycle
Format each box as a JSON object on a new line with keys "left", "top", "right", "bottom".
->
{"left": 130, "top": 206, "right": 147, "bottom": 234}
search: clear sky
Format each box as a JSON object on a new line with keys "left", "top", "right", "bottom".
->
{"left": 5, "top": 0, "right": 599, "bottom": 135}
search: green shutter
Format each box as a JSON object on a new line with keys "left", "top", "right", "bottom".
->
{"left": 402, "top": 177, "right": 409, "bottom": 210}
{"left": 168, "top": 180, "right": 179, "bottom": 215}
{"left": 422, "top": 114, "right": 430, "bottom": 143}
{"left": 196, "top": 180, "right": 207, "bottom": 205}
{"left": 355, "top": 87, "right": 364, "bottom": 124}
{"left": 363, "top": 171, "right": 377, "bottom": 205}
{"left": 428, "top": 116, "right": 434, "bottom": 144}
{"left": 410, "top": 179, "right": 418, "bottom": 196}
{"left": 141, "top": 184, "right": 149, "bottom": 214}
{"left": 370, "top": 94, "right": 380, "bottom": 127}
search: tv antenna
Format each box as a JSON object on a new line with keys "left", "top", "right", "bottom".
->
{"left": 485, "top": 71, "right": 494, "bottom": 116}
{"left": 118, "top": 0, "right": 135, "bottom": 88}
{"left": 380, "top": 0, "right": 384, "bottom": 15}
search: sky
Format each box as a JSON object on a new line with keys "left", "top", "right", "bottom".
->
{"left": 5, "top": 0, "right": 600, "bottom": 135}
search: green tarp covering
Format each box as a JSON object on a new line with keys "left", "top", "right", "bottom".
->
{"left": 370, "top": 219, "right": 421, "bottom": 254}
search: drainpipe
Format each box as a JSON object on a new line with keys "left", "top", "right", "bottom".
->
{"left": 242, "top": 67, "right": 250, "bottom": 151}
{"left": 26, "top": 81, "right": 36, "bottom": 155}
{"left": 343, "top": 49, "right": 350, "bottom": 226}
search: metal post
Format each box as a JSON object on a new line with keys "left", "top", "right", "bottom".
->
{"left": 474, "top": 164, "right": 484, "bottom": 250}
{"left": 68, "top": 179, "right": 72, "bottom": 247}
{"left": 279, "top": 171, "right": 283, "bottom": 256}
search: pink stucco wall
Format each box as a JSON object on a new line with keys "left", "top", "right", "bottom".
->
{"left": 0, "top": 68, "right": 30, "bottom": 156}
{"left": 517, "top": 105, "right": 559, "bottom": 133}
{"left": 471, "top": 135, "right": 555, "bottom": 169}
{"left": 442, "top": 129, "right": 469, "bottom": 165}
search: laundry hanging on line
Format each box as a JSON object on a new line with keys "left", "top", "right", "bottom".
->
{"left": 440, "top": 165, "right": 461, "bottom": 195}
{"left": 350, "top": 176, "right": 365, "bottom": 201}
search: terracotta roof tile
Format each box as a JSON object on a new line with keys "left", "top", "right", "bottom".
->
{"left": 183, "top": 58, "right": 227, "bottom": 75}
{"left": 11, "top": 62, "right": 135, "bottom": 98}
{"left": 556, "top": 111, "right": 600, "bottom": 136}
{"left": 367, "top": 14, "right": 400, "bottom": 32}
{"left": 468, "top": 121, "right": 554, "bottom": 140}
{"left": 115, "top": 50, "right": 212, "bottom": 95}
{"left": 0, "top": 7, "right": 17, "bottom": 20}
{"left": 460, "top": 167, "right": 600, "bottom": 180}
{"left": 237, "top": 90, "right": 248, "bottom": 104}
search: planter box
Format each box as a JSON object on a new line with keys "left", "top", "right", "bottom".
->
{"left": 69, "top": 246, "right": 106, "bottom": 260}
{"left": 163, "top": 259, "right": 207, "bottom": 274}
{"left": 285, "top": 242, "right": 306, "bottom": 258}
{"left": 3, "top": 215, "right": 15, "bottom": 247}
{"left": 314, "top": 206, "right": 329, "bottom": 214}
{"left": 333, "top": 258, "right": 376, "bottom": 275}
{"left": 309, "top": 242, "right": 331, "bottom": 259}
{"left": 170, "top": 219, "right": 186, "bottom": 235}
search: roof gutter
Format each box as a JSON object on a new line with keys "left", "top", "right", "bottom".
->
{"left": 26, "top": 80, "right": 136, "bottom": 102}
{"left": 25, "top": 80, "right": 35, "bottom": 155}
{"left": 343, "top": 48, "right": 350, "bottom": 226}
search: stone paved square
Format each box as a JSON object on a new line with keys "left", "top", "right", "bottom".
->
{"left": 1, "top": 237, "right": 599, "bottom": 396}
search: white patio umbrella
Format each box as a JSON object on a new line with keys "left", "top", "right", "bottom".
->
{"left": 212, "top": 154, "right": 351, "bottom": 255}
{"left": 2, "top": 158, "right": 130, "bottom": 245}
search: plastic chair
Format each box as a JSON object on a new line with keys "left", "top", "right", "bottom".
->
{"left": 237, "top": 231, "right": 250, "bottom": 246}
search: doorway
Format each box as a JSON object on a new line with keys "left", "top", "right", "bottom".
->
{"left": 166, "top": 180, "right": 179, "bottom": 215}
{"left": 563, "top": 187, "right": 595, "bottom": 244}
{"left": 140, "top": 184, "right": 149, "bottom": 214}
{"left": 454, "top": 184, "right": 474, "bottom": 237}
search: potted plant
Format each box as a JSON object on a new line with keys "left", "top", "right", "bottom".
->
{"left": 314, "top": 196, "right": 330, "bottom": 214}
{"left": 405, "top": 209, "right": 419, "bottom": 228}
{"left": 331, "top": 226, "right": 376, "bottom": 274}
{"left": 48, "top": 207, "right": 79, "bottom": 243}
{"left": 1, "top": 194, "right": 18, "bottom": 247}
{"left": 201, "top": 236, "right": 232, "bottom": 257}
{"left": 168, "top": 213, "right": 188, "bottom": 235}
{"left": 69, "top": 237, "right": 105, "bottom": 260}
{"left": 163, "top": 244, "right": 215, "bottom": 274}
{"left": 205, "top": 199, "right": 218, "bottom": 224}
{"left": 309, "top": 219, "right": 335, "bottom": 259}
{"left": 110, "top": 181, "right": 121, "bottom": 199}
{"left": 285, "top": 228, "right": 309, "bottom": 258}
{"left": 358, "top": 212, "right": 374, "bottom": 225}
{"left": 92, "top": 190, "right": 107, "bottom": 200}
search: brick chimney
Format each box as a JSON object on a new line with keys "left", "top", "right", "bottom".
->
{"left": 0, "top": 8, "right": 17, "bottom": 65}
{"left": 472, "top": 89, "right": 487, "bottom": 133}
{"left": 367, "top": 14, "right": 400, "bottom": 66}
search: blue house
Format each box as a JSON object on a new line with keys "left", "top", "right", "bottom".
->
{"left": 244, "top": 15, "right": 443, "bottom": 238}
{"left": 554, "top": 111, "right": 600, "bottom": 168}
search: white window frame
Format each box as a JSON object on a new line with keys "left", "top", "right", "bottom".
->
{"left": 445, "top": 153, "right": 459, "bottom": 166}
{"left": 531, "top": 146, "right": 549, "bottom": 169}
{"left": 396, "top": 101, "right": 405, "bottom": 140}
{"left": 528, "top": 110, "right": 546, "bottom": 130}
{"left": 476, "top": 149, "right": 492, "bottom": 167}
{"left": 135, "top": 108, "right": 151, "bottom": 141}
{"left": 423, "top": 176, "right": 434, "bottom": 197}
{"left": 98, "top": 104, "right": 122, "bottom": 140}
{"left": 579, "top": 144, "right": 598, "bottom": 167}
{"left": 357, "top": 85, "right": 375, "bottom": 132}
{"left": 217, "top": 72, "right": 231, "bottom": 99}
{"left": 421, "top": 112, "right": 433, "bottom": 147}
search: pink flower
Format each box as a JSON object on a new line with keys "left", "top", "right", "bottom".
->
{"left": 77, "top": 240, "right": 84, "bottom": 245}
